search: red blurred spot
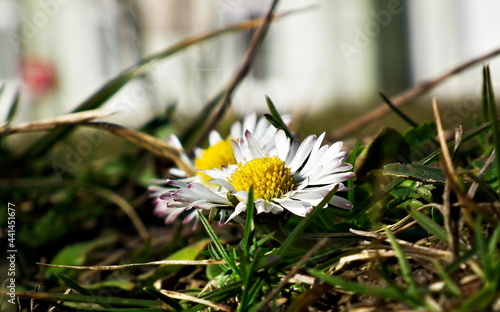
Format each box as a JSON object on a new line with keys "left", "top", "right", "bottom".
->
{"left": 21, "top": 58, "right": 56, "bottom": 98}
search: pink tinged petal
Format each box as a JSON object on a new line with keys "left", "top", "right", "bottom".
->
{"left": 329, "top": 195, "right": 353, "bottom": 209}
{"left": 291, "top": 188, "right": 331, "bottom": 201}
{"left": 218, "top": 210, "right": 227, "bottom": 226}
{"left": 277, "top": 199, "right": 312, "bottom": 217}
{"left": 166, "top": 180, "right": 189, "bottom": 188}
{"left": 231, "top": 139, "right": 245, "bottom": 163}
{"left": 165, "top": 208, "right": 185, "bottom": 224}
{"left": 244, "top": 130, "right": 266, "bottom": 159}
{"left": 226, "top": 201, "right": 247, "bottom": 223}
{"left": 208, "top": 130, "right": 223, "bottom": 145}
{"left": 187, "top": 183, "right": 229, "bottom": 203}
{"left": 287, "top": 134, "right": 317, "bottom": 172}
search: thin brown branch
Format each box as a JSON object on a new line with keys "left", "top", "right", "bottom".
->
{"left": 331, "top": 46, "right": 500, "bottom": 140}
{"left": 0, "top": 110, "right": 113, "bottom": 135}
{"left": 0, "top": 112, "right": 196, "bottom": 176}
{"left": 193, "top": 0, "right": 280, "bottom": 147}
{"left": 85, "top": 122, "right": 195, "bottom": 176}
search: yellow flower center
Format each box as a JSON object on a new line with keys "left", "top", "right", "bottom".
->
{"left": 228, "top": 156, "right": 294, "bottom": 201}
{"left": 194, "top": 139, "right": 236, "bottom": 182}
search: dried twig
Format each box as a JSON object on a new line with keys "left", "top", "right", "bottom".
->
{"left": 193, "top": 0, "right": 280, "bottom": 147}
{"left": 331, "top": 47, "right": 500, "bottom": 140}
{"left": 0, "top": 110, "right": 113, "bottom": 135}
{"left": 0, "top": 111, "right": 195, "bottom": 176}
{"left": 36, "top": 259, "right": 226, "bottom": 270}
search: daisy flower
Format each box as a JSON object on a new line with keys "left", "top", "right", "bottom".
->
{"left": 150, "top": 112, "right": 286, "bottom": 227}
{"left": 203, "top": 130, "right": 355, "bottom": 222}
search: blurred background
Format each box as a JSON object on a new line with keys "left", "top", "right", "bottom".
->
{"left": 1, "top": 0, "right": 500, "bottom": 144}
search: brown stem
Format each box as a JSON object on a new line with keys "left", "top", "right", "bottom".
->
{"left": 330, "top": 46, "right": 500, "bottom": 140}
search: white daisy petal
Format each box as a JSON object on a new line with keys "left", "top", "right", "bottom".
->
{"left": 242, "top": 111, "right": 257, "bottom": 135}
{"left": 287, "top": 134, "right": 316, "bottom": 172}
{"left": 210, "top": 178, "right": 236, "bottom": 192}
{"left": 329, "top": 195, "right": 353, "bottom": 209}
{"left": 226, "top": 202, "right": 248, "bottom": 223}
{"left": 230, "top": 121, "right": 242, "bottom": 138}
{"left": 275, "top": 130, "right": 291, "bottom": 161}
{"left": 244, "top": 130, "right": 266, "bottom": 159}
{"left": 275, "top": 198, "right": 312, "bottom": 217}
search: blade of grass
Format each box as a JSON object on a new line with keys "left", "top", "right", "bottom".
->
{"left": 55, "top": 274, "right": 94, "bottom": 297}
{"left": 431, "top": 260, "right": 461, "bottom": 296}
{"left": 3, "top": 85, "right": 20, "bottom": 128}
{"left": 383, "top": 228, "right": 418, "bottom": 297}
{"left": 484, "top": 65, "right": 500, "bottom": 191}
{"left": 346, "top": 139, "right": 360, "bottom": 207}
{"left": 143, "top": 287, "right": 183, "bottom": 311}
{"left": 276, "top": 185, "right": 338, "bottom": 257}
{"left": 351, "top": 120, "right": 494, "bottom": 218}
{"left": 242, "top": 187, "right": 255, "bottom": 260}
{"left": 408, "top": 208, "right": 448, "bottom": 243}
{"left": 264, "top": 95, "right": 294, "bottom": 139}
{"left": 380, "top": 91, "right": 419, "bottom": 128}
{"left": 308, "top": 269, "right": 407, "bottom": 301}
{"left": 199, "top": 212, "right": 239, "bottom": 275}
{"left": 239, "top": 187, "right": 256, "bottom": 311}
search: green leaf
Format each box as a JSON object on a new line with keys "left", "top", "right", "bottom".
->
{"left": 402, "top": 121, "right": 437, "bottom": 151}
{"left": 383, "top": 163, "right": 445, "bottom": 183}
{"left": 415, "top": 184, "right": 435, "bottom": 202}
{"left": 355, "top": 127, "right": 411, "bottom": 179}
{"left": 46, "top": 235, "right": 117, "bottom": 278}
{"left": 308, "top": 269, "right": 406, "bottom": 301}
{"left": 264, "top": 95, "right": 294, "bottom": 139}
{"left": 138, "top": 239, "right": 211, "bottom": 283}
